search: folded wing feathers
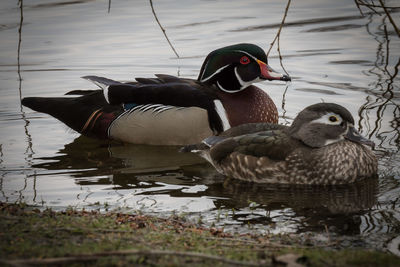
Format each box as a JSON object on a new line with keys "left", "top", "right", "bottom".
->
{"left": 125, "top": 103, "right": 175, "bottom": 115}
{"left": 202, "top": 135, "right": 226, "bottom": 147}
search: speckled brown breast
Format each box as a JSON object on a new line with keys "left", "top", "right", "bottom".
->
{"left": 216, "top": 85, "right": 278, "bottom": 127}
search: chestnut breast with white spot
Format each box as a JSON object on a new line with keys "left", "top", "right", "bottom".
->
{"left": 216, "top": 85, "right": 278, "bottom": 127}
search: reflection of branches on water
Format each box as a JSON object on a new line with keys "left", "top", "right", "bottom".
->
{"left": 17, "top": 0, "right": 35, "bottom": 200}
{"left": 280, "top": 85, "right": 290, "bottom": 125}
{"left": 358, "top": 12, "right": 400, "bottom": 152}
{"left": 17, "top": 0, "right": 33, "bottom": 157}
{"left": 354, "top": 0, "right": 400, "bottom": 37}
{"left": 17, "top": 0, "right": 23, "bottom": 83}
{"left": 378, "top": 0, "right": 400, "bottom": 37}
{"left": 355, "top": 0, "right": 380, "bottom": 15}
{"left": 32, "top": 171, "right": 37, "bottom": 202}
{"left": 149, "top": 0, "right": 180, "bottom": 58}
{"left": 266, "top": 0, "right": 291, "bottom": 76}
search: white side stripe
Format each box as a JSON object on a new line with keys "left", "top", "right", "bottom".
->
{"left": 103, "top": 86, "right": 110, "bottom": 103}
{"left": 213, "top": 100, "right": 231, "bottom": 131}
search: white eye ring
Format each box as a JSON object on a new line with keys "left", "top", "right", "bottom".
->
{"left": 311, "top": 113, "right": 343, "bottom": 125}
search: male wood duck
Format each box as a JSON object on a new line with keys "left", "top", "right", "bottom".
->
{"left": 22, "top": 43, "right": 290, "bottom": 145}
{"left": 183, "top": 103, "right": 378, "bottom": 185}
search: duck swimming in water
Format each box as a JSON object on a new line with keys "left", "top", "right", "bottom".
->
{"left": 22, "top": 43, "right": 290, "bottom": 145}
{"left": 183, "top": 103, "right": 377, "bottom": 185}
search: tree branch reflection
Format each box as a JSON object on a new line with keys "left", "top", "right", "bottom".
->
{"left": 358, "top": 8, "right": 400, "bottom": 153}
{"left": 17, "top": 0, "right": 36, "bottom": 200}
{"left": 354, "top": 0, "right": 400, "bottom": 37}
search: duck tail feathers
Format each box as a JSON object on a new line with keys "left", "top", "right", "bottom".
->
{"left": 21, "top": 90, "right": 109, "bottom": 134}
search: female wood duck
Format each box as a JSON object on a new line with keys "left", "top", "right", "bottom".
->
{"left": 183, "top": 103, "right": 378, "bottom": 185}
{"left": 22, "top": 43, "right": 290, "bottom": 145}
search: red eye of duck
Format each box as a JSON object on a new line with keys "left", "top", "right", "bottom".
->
{"left": 240, "top": 56, "right": 250, "bottom": 65}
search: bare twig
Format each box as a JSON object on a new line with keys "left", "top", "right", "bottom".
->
{"left": 3, "top": 249, "right": 260, "bottom": 266}
{"left": 149, "top": 0, "right": 180, "bottom": 58}
{"left": 277, "top": 30, "right": 289, "bottom": 75}
{"left": 266, "top": 0, "right": 291, "bottom": 58}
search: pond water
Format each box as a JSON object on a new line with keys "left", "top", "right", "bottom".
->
{"left": 1, "top": 0, "right": 399, "bottom": 253}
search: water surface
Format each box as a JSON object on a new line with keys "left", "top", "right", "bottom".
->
{"left": 0, "top": 0, "right": 399, "bottom": 253}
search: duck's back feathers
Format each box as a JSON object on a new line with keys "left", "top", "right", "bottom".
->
{"left": 182, "top": 122, "right": 288, "bottom": 154}
{"left": 219, "top": 122, "right": 287, "bottom": 137}
{"left": 208, "top": 128, "right": 296, "bottom": 163}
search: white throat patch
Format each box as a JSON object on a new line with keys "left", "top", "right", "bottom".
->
{"left": 234, "top": 67, "right": 259, "bottom": 90}
{"left": 323, "top": 136, "right": 345, "bottom": 146}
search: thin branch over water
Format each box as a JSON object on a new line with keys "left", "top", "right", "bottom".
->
{"left": 266, "top": 0, "right": 291, "bottom": 76}
{"left": 149, "top": 0, "right": 180, "bottom": 58}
